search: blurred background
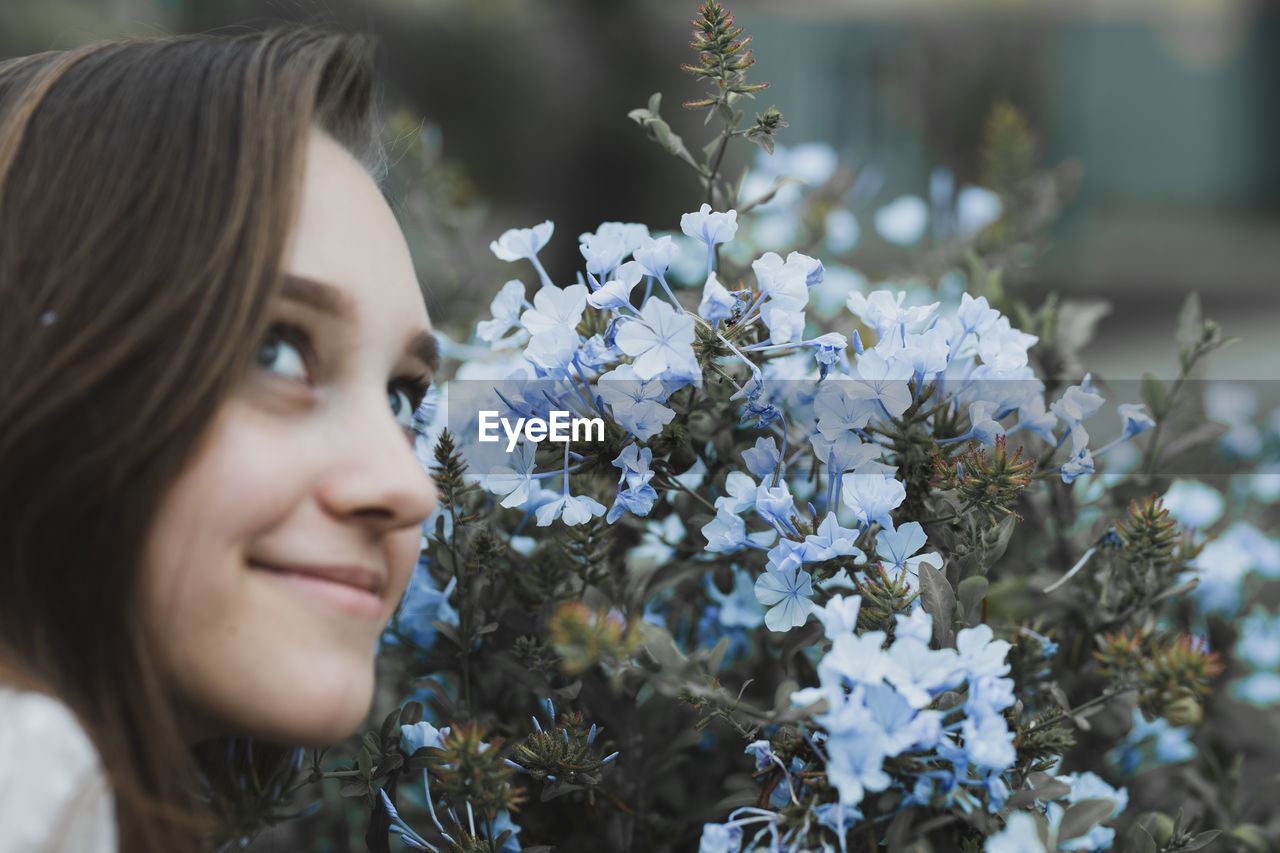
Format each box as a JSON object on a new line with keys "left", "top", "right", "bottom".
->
{"left": 2, "top": 0, "right": 1276, "bottom": 379}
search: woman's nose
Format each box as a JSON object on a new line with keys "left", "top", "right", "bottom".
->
{"left": 315, "top": 401, "right": 439, "bottom": 531}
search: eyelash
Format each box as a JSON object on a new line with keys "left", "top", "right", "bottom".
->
{"left": 257, "top": 323, "right": 432, "bottom": 423}
{"left": 393, "top": 374, "right": 433, "bottom": 429}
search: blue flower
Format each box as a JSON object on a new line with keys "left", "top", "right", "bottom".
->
{"left": 1050, "top": 379, "right": 1105, "bottom": 429}
{"left": 754, "top": 566, "right": 814, "bottom": 631}
{"left": 741, "top": 437, "right": 781, "bottom": 480}
{"left": 1052, "top": 772, "right": 1127, "bottom": 852}
{"left": 810, "top": 431, "right": 880, "bottom": 476}
{"left": 612, "top": 442, "right": 655, "bottom": 488}
{"left": 876, "top": 521, "right": 942, "bottom": 583}
{"left": 960, "top": 708, "right": 1016, "bottom": 771}
{"left": 596, "top": 364, "right": 676, "bottom": 440}
{"left": 811, "top": 332, "right": 848, "bottom": 367}
{"left": 1059, "top": 438, "right": 1094, "bottom": 484}
{"left": 488, "top": 811, "right": 523, "bottom": 853}
{"left": 1233, "top": 672, "right": 1280, "bottom": 706}
{"left": 1236, "top": 606, "right": 1280, "bottom": 669}
{"left": 393, "top": 558, "right": 459, "bottom": 650}
{"left": 587, "top": 261, "right": 644, "bottom": 311}
{"left": 476, "top": 279, "right": 529, "bottom": 346}
{"left": 956, "top": 186, "right": 1002, "bottom": 236}
{"left": 957, "top": 292, "right": 1000, "bottom": 337}
{"left": 535, "top": 492, "right": 607, "bottom": 527}
{"left": 813, "top": 381, "right": 875, "bottom": 435}
{"left": 614, "top": 298, "right": 699, "bottom": 381}
{"left": 847, "top": 290, "right": 938, "bottom": 339}
{"left": 985, "top": 813, "right": 1046, "bottom": 853}
{"left": 680, "top": 203, "right": 738, "bottom": 248}
{"left": 814, "top": 593, "right": 862, "bottom": 639}
{"left": 698, "top": 822, "right": 742, "bottom": 853}
{"left": 485, "top": 441, "right": 541, "bottom": 509}
{"left": 1161, "top": 479, "right": 1224, "bottom": 530}
{"left": 753, "top": 481, "right": 798, "bottom": 531}
{"left": 841, "top": 473, "right": 906, "bottom": 529}
{"left": 634, "top": 234, "right": 678, "bottom": 278}
{"left": 701, "top": 509, "right": 748, "bottom": 553}
{"left": 698, "top": 272, "right": 738, "bottom": 323}
{"left": 706, "top": 567, "right": 766, "bottom": 630}
{"left": 490, "top": 220, "right": 554, "bottom": 262}
{"left": 1117, "top": 403, "right": 1155, "bottom": 438}
{"left": 967, "top": 401, "right": 1005, "bottom": 445}
{"left": 874, "top": 194, "right": 928, "bottom": 246}
{"left": 883, "top": 636, "right": 961, "bottom": 709}
{"left": 850, "top": 348, "right": 912, "bottom": 423}
{"left": 606, "top": 482, "right": 657, "bottom": 523}
{"left": 579, "top": 222, "right": 649, "bottom": 276}
{"left": 1107, "top": 708, "right": 1194, "bottom": 775}
{"left": 401, "top": 720, "right": 449, "bottom": 754}
{"left": 714, "top": 471, "right": 758, "bottom": 514}
{"left": 607, "top": 441, "right": 658, "bottom": 521}
{"left": 520, "top": 284, "right": 588, "bottom": 337}
{"left": 975, "top": 316, "right": 1037, "bottom": 370}
{"left": 802, "top": 513, "right": 864, "bottom": 562}
{"left": 955, "top": 624, "right": 1012, "bottom": 681}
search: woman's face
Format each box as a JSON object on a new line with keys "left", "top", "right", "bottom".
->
{"left": 141, "top": 130, "right": 439, "bottom": 745}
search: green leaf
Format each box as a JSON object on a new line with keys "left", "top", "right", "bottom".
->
{"left": 374, "top": 752, "right": 404, "bottom": 776}
{"left": 1175, "top": 291, "right": 1203, "bottom": 350}
{"left": 628, "top": 94, "right": 701, "bottom": 171}
{"left": 1230, "top": 824, "right": 1268, "bottom": 852}
{"left": 1032, "top": 778, "right": 1071, "bottom": 801}
{"left": 357, "top": 746, "right": 373, "bottom": 779}
{"left": 1124, "top": 825, "right": 1158, "bottom": 853}
{"left": 745, "top": 131, "right": 775, "bottom": 156}
{"left": 1056, "top": 798, "right": 1116, "bottom": 842}
{"left": 339, "top": 777, "right": 368, "bottom": 798}
{"left": 983, "top": 514, "right": 1018, "bottom": 567}
{"left": 918, "top": 561, "right": 956, "bottom": 648}
{"left": 1055, "top": 299, "right": 1111, "bottom": 361}
{"left": 1140, "top": 373, "right": 1169, "bottom": 420}
{"left": 1150, "top": 577, "right": 1199, "bottom": 604}
{"left": 956, "top": 576, "right": 988, "bottom": 626}
{"left": 362, "top": 731, "right": 381, "bottom": 757}
{"left": 707, "top": 636, "right": 730, "bottom": 671}
{"left": 399, "top": 701, "right": 423, "bottom": 727}
{"left": 773, "top": 679, "right": 800, "bottom": 713}
{"left": 379, "top": 708, "right": 400, "bottom": 743}
{"left": 1181, "top": 831, "right": 1222, "bottom": 851}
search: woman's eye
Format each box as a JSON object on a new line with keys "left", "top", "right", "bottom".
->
{"left": 256, "top": 329, "right": 310, "bottom": 382}
{"left": 388, "top": 385, "right": 416, "bottom": 429}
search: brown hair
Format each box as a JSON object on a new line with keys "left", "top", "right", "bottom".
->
{"left": 0, "top": 29, "right": 379, "bottom": 852}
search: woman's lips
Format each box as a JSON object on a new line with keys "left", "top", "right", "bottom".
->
{"left": 250, "top": 561, "right": 387, "bottom": 619}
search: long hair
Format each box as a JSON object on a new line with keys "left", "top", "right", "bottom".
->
{"left": 0, "top": 30, "right": 379, "bottom": 851}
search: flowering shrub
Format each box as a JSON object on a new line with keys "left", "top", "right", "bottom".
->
{"left": 211, "top": 4, "right": 1280, "bottom": 852}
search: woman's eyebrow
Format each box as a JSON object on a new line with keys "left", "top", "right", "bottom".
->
{"left": 280, "top": 273, "right": 355, "bottom": 317}
{"left": 281, "top": 272, "right": 437, "bottom": 373}
{"left": 408, "top": 331, "right": 439, "bottom": 376}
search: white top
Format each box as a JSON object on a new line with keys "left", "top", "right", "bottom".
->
{"left": 0, "top": 686, "right": 118, "bottom": 852}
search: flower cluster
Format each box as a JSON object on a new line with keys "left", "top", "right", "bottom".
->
{"left": 288, "top": 6, "right": 1280, "bottom": 852}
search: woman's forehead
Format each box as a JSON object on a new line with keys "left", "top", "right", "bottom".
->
{"left": 282, "top": 130, "right": 430, "bottom": 332}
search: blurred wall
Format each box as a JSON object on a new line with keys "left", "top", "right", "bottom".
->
{"left": 3, "top": 0, "right": 1276, "bottom": 377}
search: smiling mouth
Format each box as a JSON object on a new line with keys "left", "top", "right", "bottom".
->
{"left": 250, "top": 561, "right": 388, "bottom": 618}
